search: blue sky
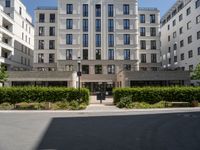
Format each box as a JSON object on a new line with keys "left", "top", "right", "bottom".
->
{"left": 22, "top": 0, "right": 176, "bottom": 19}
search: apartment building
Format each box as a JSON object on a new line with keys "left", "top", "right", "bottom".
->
{"left": 138, "top": 7, "right": 161, "bottom": 71}
{"left": 161, "top": 0, "right": 200, "bottom": 71}
{"left": 0, "top": 0, "right": 34, "bottom": 71}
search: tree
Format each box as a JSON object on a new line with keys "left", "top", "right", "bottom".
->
{"left": 192, "top": 63, "right": 200, "bottom": 86}
{"left": 0, "top": 66, "right": 8, "bottom": 87}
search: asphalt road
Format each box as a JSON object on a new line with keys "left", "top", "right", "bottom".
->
{"left": 0, "top": 111, "right": 200, "bottom": 150}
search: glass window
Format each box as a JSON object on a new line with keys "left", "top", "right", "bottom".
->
{"left": 83, "top": 49, "right": 88, "bottom": 60}
{"left": 96, "top": 5, "right": 101, "bottom": 17}
{"left": 50, "top": 14, "right": 55, "bottom": 23}
{"left": 140, "top": 14, "right": 145, "bottom": 23}
{"left": 141, "top": 54, "right": 146, "bottom": 63}
{"left": 66, "top": 4, "right": 73, "bottom": 14}
{"left": 140, "top": 27, "right": 146, "bottom": 36}
{"left": 82, "top": 65, "right": 89, "bottom": 74}
{"left": 181, "top": 53, "right": 184, "bottom": 60}
{"left": 150, "top": 27, "right": 156, "bottom": 36}
{"left": 179, "top": 14, "right": 183, "bottom": 21}
{"left": 49, "top": 40, "right": 55, "bottom": 49}
{"left": 49, "top": 27, "right": 55, "bottom": 36}
{"left": 39, "top": 13, "right": 45, "bottom": 23}
{"left": 38, "top": 40, "right": 44, "bottom": 49}
{"left": 123, "top": 19, "right": 130, "bottom": 30}
{"left": 5, "top": 0, "right": 10, "bottom": 7}
{"left": 38, "top": 53, "right": 44, "bottom": 63}
{"left": 188, "top": 50, "right": 193, "bottom": 58}
{"left": 187, "top": 21, "right": 191, "bottom": 30}
{"left": 124, "top": 49, "right": 130, "bottom": 60}
{"left": 198, "top": 47, "right": 200, "bottom": 55}
{"left": 108, "top": 4, "right": 114, "bottom": 17}
{"left": 66, "top": 34, "right": 73, "bottom": 45}
{"left": 188, "top": 35, "right": 192, "bottom": 44}
{"left": 151, "top": 40, "right": 157, "bottom": 49}
{"left": 95, "top": 65, "right": 102, "bottom": 74}
{"left": 66, "top": 19, "right": 73, "bottom": 29}
{"left": 65, "top": 65, "right": 73, "bottom": 71}
{"left": 108, "top": 34, "right": 114, "bottom": 47}
{"left": 150, "top": 14, "right": 156, "bottom": 23}
{"left": 196, "top": 15, "right": 200, "bottom": 24}
{"left": 124, "top": 64, "right": 131, "bottom": 71}
{"left": 140, "top": 40, "right": 146, "bottom": 50}
{"left": 96, "top": 49, "right": 101, "bottom": 60}
{"left": 180, "top": 40, "right": 184, "bottom": 47}
{"left": 108, "top": 49, "right": 114, "bottom": 60}
{"left": 197, "top": 31, "right": 200, "bottom": 40}
{"left": 83, "top": 4, "right": 88, "bottom": 17}
{"left": 124, "top": 34, "right": 130, "bottom": 45}
{"left": 196, "top": 0, "right": 200, "bottom": 8}
{"left": 39, "top": 27, "right": 45, "bottom": 36}
{"left": 83, "top": 19, "right": 88, "bottom": 32}
{"left": 96, "top": 34, "right": 101, "bottom": 47}
{"left": 123, "top": 4, "right": 129, "bottom": 15}
{"left": 96, "top": 19, "right": 101, "bottom": 32}
{"left": 107, "top": 65, "right": 115, "bottom": 74}
{"left": 108, "top": 19, "right": 114, "bottom": 32}
{"left": 49, "top": 54, "right": 55, "bottom": 63}
{"left": 151, "top": 54, "right": 157, "bottom": 63}
{"left": 186, "top": 7, "right": 191, "bottom": 16}
{"left": 83, "top": 34, "right": 88, "bottom": 47}
{"left": 66, "top": 49, "right": 72, "bottom": 60}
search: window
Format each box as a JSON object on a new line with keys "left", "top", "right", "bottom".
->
{"left": 83, "top": 34, "right": 88, "bottom": 47}
{"left": 65, "top": 65, "right": 73, "bottom": 71}
{"left": 83, "top": 19, "right": 88, "bottom": 32}
{"left": 168, "top": 25, "right": 170, "bottom": 30}
{"left": 107, "top": 65, "right": 115, "bottom": 74}
{"left": 198, "top": 47, "right": 200, "bottom": 55}
{"left": 188, "top": 50, "right": 193, "bottom": 58}
{"left": 50, "top": 14, "right": 55, "bottom": 23}
{"left": 174, "top": 56, "right": 177, "bottom": 63}
{"left": 19, "top": 7, "right": 22, "bottom": 15}
{"left": 140, "top": 14, "right": 145, "bottom": 23}
{"left": 140, "top": 27, "right": 146, "bottom": 36}
{"left": 150, "top": 27, "right": 156, "bottom": 36}
{"left": 83, "top": 4, "right": 88, "bottom": 17}
{"left": 151, "top": 40, "right": 157, "bottom": 50}
{"left": 66, "top": 34, "right": 73, "bottom": 45}
{"left": 66, "top": 4, "right": 73, "bottom": 14}
{"left": 181, "top": 53, "right": 184, "bottom": 60}
{"left": 38, "top": 40, "right": 44, "bottom": 49}
{"left": 66, "top": 19, "right": 73, "bottom": 29}
{"left": 124, "top": 49, "right": 130, "bottom": 60}
{"left": 179, "top": 14, "right": 183, "bottom": 21}
{"left": 150, "top": 14, "right": 156, "bottom": 23}
{"left": 96, "top": 34, "right": 101, "bottom": 47}
{"left": 197, "top": 31, "right": 200, "bottom": 40}
{"left": 196, "top": 15, "right": 200, "bottom": 24}
{"left": 5, "top": 0, "right": 10, "bottom": 7}
{"left": 179, "top": 27, "right": 183, "bottom": 34}
{"left": 96, "top": 19, "right": 101, "bottom": 32}
{"left": 124, "top": 34, "right": 130, "bottom": 45}
{"left": 186, "top": 7, "right": 191, "bottom": 16}
{"left": 83, "top": 49, "right": 88, "bottom": 60}
{"left": 180, "top": 40, "right": 184, "bottom": 47}
{"left": 49, "top": 27, "right": 55, "bottom": 36}
{"left": 95, "top": 65, "right": 102, "bottom": 74}
{"left": 124, "top": 64, "right": 131, "bottom": 71}
{"left": 49, "top": 40, "right": 55, "bottom": 49}
{"left": 39, "top": 27, "right": 45, "bottom": 36}
{"left": 173, "top": 43, "right": 177, "bottom": 50}
{"left": 140, "top": 40, "right": 146, "bottom": 50}
{"left": 173, "top": 31, "right": 177, "bottom": 38}
{"left": 96, "top": 49, "right": 101, "bottom": 60}
{"left": 168, "top": 47, "right": 171, "bottom": 53}
{"left": 189, "top": 65, "right": 193, "bottom": 71}
{"left": 38, "top": 53, "right": 44, "bottom": 63}
{"left": 196, "top": 0, "right": 200, "bottom": 8}
{"left": 108, "top": 34, "right": 114, "bottom": 47}
{"left": 141, "top": 54, "right": 146, "bottom": 63}
{"left": 39, "top": 13, "right": 45, "bottom": 23}
{"left": 49, "top": 54, "right": 55, "bottom": 63}
{"left": 82, "top": 65, "right": 89, "bottom": 74}
{"left": 108, "top": 19, "right": 114, "bottom": 32}
{"left": 108, "top": 4, "right": 114, "bottom": 17}
{"left": 168, "top": 36, "right": 171, "bottom": 42}
{"left": 108, "top": 49, "right": 114, "bottom": 60}
{"left": 173, "top": 19, "right": 176, "bottom": 26}
{"left": 66, "top": 49, "right": 72, "bottom": 60}
{"left": 188, "top": 35, "right": 192, "bottom": 44}
{"left": 151, "top": 54, "right": 157, "bottom": 63}
{"left": 123, "top": 19, "right": 130, "bottom": 30}
{"left": 169, "top": 58, "right": 171, "bottom": 64}
{"left": 96, "top": 5, "right": 101, "bottom": 17}
{"left": 123, "top": 4, "right": 129, "bottom": 15}
{"left": 187, "top": 21, "right": 191, "bottom": 30}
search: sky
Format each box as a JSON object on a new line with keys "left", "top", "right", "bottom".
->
{"left": 22, "top": 0, "right": 177, "bottom": 20}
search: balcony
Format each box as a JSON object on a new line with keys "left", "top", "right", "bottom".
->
{"left": 0, "top": 36, "right": 14, "bottom": 52}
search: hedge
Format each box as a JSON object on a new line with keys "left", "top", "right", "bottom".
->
{"left": 113, "top": 87, "right": 200, "bottom": 104}
{"left": 0, "top": 87, "right": 90, "bottom": 104}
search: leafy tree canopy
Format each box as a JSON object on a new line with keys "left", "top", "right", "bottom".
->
{"left": 192, "top": 63, "right": 200, "bottom": 80}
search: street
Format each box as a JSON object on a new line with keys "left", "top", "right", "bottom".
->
{"left": 0, "top": 109, "right": 200, "bottom": 150}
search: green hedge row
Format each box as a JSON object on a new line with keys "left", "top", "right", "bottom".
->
{"left": 113, "top": 87, "right": 200, "bottom": 104}
{"left": 0, "top": 87, "right": 90, "bottom": 104}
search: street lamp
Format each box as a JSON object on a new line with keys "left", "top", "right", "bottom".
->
{"left": 77, "top": 57, "right": 81, "bottom": 101}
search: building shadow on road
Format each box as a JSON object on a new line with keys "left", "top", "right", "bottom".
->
{"left": 35, "top": 112, "right": 200, "bottom": 150}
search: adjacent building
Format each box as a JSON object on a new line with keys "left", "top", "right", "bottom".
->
{"left": 161, "top": 0, "right": 200, "bottom": 71}
{"left": 0, "top": 0, "right": 34, "bottom": 71}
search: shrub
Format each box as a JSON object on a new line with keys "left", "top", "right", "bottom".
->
{"left": 0, "top": 87, "right": 90, "bottom": 104}
{"left": 113, "top": 87, "right": 200, "bottom": 105}
{"left": 0, "top": 102, "right": 14, "bottom": 110}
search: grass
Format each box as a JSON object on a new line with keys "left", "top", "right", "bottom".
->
{"left": 0, "top": 101, "right": 88, "bottom": 110}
